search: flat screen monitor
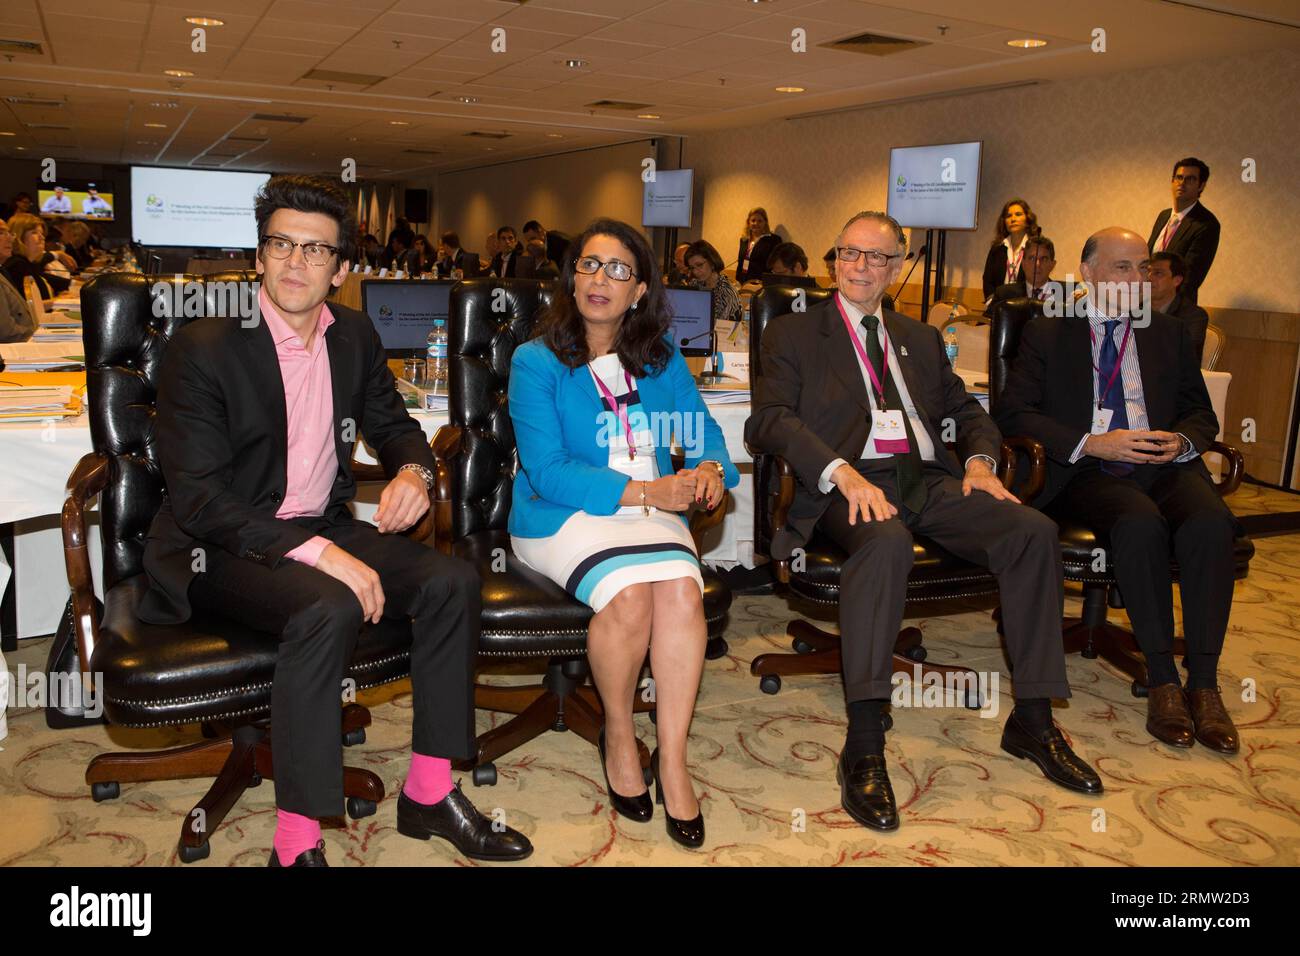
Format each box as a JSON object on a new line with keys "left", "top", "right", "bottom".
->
{"left": 664, "top": 287, "right": 713, "bottom": 356}
{"left": 37, "top": 180, "right": 115, "bottom": 221}
{"left": 361, "top": 280, "right": 453, "bottom": 357}
{"left": 886, "top": 141, "right": 982, "bottom": 231}
{"left": 130, "top": 166, "right": 271, "bottom": 248}
{"left": 642, "top": 168, "right": 694, "bottom": 228}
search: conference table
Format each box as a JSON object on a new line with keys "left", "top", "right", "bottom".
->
{"left": 0, "top": 346, "right": 1232, "bottom": 644}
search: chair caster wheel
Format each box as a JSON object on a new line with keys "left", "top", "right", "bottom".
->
{"left": 342, "top": 728, "right": 366, "bottom": 747}
{"left": 91, "top": 782, "right": 119, "bottom": 802}
{"left": 705, "top": 636, "right": 728, "bottom": 660}
{"left": 249, "top": 772, "right": 262, "bottom": 788}
{"left": 648, "top": 708, "right": 657, "bottom": 725}
{"left": 759, "top": 674, "right": 782, "bottom": 695}
{"left": 792, "top": 638, "right": 815, "bottom": 655}
{"left": 1080, "top": 647, "right": 1099, "bottom": 660}
{"left": 905, "top": 645, "right": 927, "bottom": 663}
{"left": 1131, "top": 681, "right": 1149, "bottom": 698}
{"left": 178, "top": 841, "right": 210, "bottom": 864}
{"left": 472, "top": 763, "right": 497, "bottom": 787}
{"left": 347, "top": 797, "right": 377, "bottom": 819}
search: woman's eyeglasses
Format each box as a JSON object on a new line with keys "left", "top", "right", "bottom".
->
{"left": 575, "top": 255, "right": 636, "bottom": 282}
{"left": 261, "top": 235, "right": 340, "bottom": 266}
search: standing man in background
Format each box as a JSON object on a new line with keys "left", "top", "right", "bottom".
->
{"left": 1147, "top": 158, "right": 1219, "bottom": 305}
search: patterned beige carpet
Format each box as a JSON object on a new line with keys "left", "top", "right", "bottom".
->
{"left": 2, "top": 484, "right": 1298, "bottom": 867}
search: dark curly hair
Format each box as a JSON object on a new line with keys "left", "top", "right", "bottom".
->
{"left": 534, "top": 218, "right": 673, "bottom": 376}
{"left": 254, "top": 174, "right": 357, "bottom": 265}
{"left": 990, "top": 197, "right": 1041, "bottom": 248}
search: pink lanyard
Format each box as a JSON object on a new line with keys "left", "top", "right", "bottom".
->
{"left": 1088, "top": 319, "right": 1133, "bottom": 409}
{"left": 835, "top": 293, "right": 892, "bottom": 410}
{"left": 1005, "top": 239, "right": 1026, "bottom": 283}
{"left": 590, "top": 364, "right": 637, "bottom": 459}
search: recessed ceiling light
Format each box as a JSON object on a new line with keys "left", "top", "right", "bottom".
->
{"left": 136, "top": 140, "right": 154, "bottom": 145}
{"left": 184, "top": 16, "right": 224, "bottom": 26}
{"left": 637, "top": 113, "right": 661, "bottom": 119}
{"left": 565, "top": 59, "right": 587, "bottom": 68}
{"left": 0, "top": 131, "right": 15, "bottom": 137}
{"left": 347, "top": 136, "right": 358, "bottom": 142}
{"left": 389, "top": 120, "right": 410, "bottom": 126}
{"left": 149, "top": 101, "right": 180, "bottom": 108}
{"left": 164, "top": 69, "right": 194, "bottom": 77}
{"left": 1007, "top": 38, "right": 1048, "bottom": 48}
{"left": 546, "top": 133, "right": 564, "bottom": 138}
{"left": 14, "top": 145, "right": 26, "bottom": 150}
{"left": 774, "top": 86, "right": 805, "bottom": 93}
{"left": 457, "top": 96, "right": 478, "bottom": 104}
{"left": 144, "top": 122, "right": 167, "bottom": 128}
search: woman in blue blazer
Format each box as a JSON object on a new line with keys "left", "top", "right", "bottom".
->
{"left": 509, "top": 218, "right": 739, "bottom": 849}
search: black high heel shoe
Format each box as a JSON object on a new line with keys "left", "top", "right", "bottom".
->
{"left": 650, "top": 749, "right": 705, "bottom": 849}
{"left": 598, "top": 727, "right": 653, "bottom": 823}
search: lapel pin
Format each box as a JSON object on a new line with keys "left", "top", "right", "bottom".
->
{"left": 899, "top": 346, "right": 909, "bottom": 356}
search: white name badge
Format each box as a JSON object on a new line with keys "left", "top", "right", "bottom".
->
{"left": 871, "top": 409, "right": 910, "bottom": 453}
{"left": 1091, "top": 407, "right": 1114, "bottom": 435}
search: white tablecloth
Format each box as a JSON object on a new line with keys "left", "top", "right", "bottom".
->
{"left": 1, "top": 402, "right": 756, "bottom": 639}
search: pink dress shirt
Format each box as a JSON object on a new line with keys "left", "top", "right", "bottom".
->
{"left": 259, "top": 287, "right": 338, "bottom": 567}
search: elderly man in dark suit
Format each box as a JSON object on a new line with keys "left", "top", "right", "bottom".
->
{"left": 747, "top": 211, "right": 1101, "bottom": 833}
{"left": 1147, "top": 157, "right": 1220, "bottom": 305}
{"left": 996, "top": 226, "right": 1240, "bottom": 756}
{"left": 139, "top": 175, "right": 531, "bottom": 867}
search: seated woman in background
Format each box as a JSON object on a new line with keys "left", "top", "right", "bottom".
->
{"left": 684, "top": 239, "right": 743, "bottom": 325}
{"left": 59, "top": 221, "right": 96, "bottom": 271}
{"left": 2, "top": 214, "right": 72, "bottom": 301}
{"left": 735, "top": 207, "right": 780, "bottom": 285}
{"left": 409, "top": 234, "right": 435, "bottom": 275}
{"left": 982, "top": 198, "right": 1041, "bottom": 302}
{"left": 508, "top": 218, "right": 739, "bottom": 850}
{"left": 0, "top": 221, "right": 38, "bottom": 342}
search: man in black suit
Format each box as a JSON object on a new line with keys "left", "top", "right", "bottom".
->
{"left": 985, "top": 235, "right": 1063, "bottom": 315}
{"left": 436, "top": 230, "right": 479, "bottom": 277}
{"left": 1147, "top": 157, "right": 1219, "bottom": 305}
{"left": 139, "top": 175, "right": 531, "bottom": 866}
{"left": 522, "top": 219, "right": 569, "bottom": 270}
{"left": 996, "top": 226, "right": 1240, "bottom": 755}
{"left": 489, "top": 225, "right": 523, "bottom": 277}
{"left": 748, "top": 211, "right": 1101, "bottom": 832}
{"left": 760, "top": 241, "right": 818, "bottom": 288}
{"left": 1149, "top": 251, "right": 1210, "bottom": 364}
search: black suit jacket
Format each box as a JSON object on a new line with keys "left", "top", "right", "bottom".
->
{"left": 1165, "top": 292, "right": 1210, "bottom": 364}
{"left": 1147, "top": 202, "right": 1220, "bottom": 303}
{"left": 736, "top": 234, "right": 780, "bottom": 284}
{"left": 993, "top": 310, "right": 1218, "bottom": 509}
{"left": 746, "top": 298, "right": 1002, "bottom": 559}
{"left": 490, "top": 243, "right": 524, "bottom": 278}
{"left": 139, "top": 303, "right": 435, "bottom": 624}
{"left": 982, "top": 243, "right": 1026, "bottom": 300}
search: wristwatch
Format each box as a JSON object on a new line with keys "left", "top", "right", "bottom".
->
{"left": 398, "top": 463, "right": 435, "bottom": 490}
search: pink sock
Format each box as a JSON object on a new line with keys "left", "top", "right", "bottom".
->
{"left": 403, "top": 753, "right": 454, "bottom": 805}
{"left": 273, "top": 808, "right": 322, "bottom": 866}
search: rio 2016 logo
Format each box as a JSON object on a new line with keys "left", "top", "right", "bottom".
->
{"left": 146, "top": 194, "right": 164, "bottom": 210}
{"left": 895, "top": 175, "right": 907, "bottom": 188}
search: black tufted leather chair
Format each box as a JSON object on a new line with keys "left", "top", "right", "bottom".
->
{"left": 745, "top": 286, "right": 1046, "bottom": 702}
{"left": 430, "top": 278, "right": 732, "bottom": 786}
{"left": 61, "top": 271, "right": 435, "bottom": 862}
{"left": 989, "top": 296, "right": 1255, "bottom": 695}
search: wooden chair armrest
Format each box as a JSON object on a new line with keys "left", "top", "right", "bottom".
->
{"left": 1208, "top": 440, "right": 1245, "bottom": 497}
{"left": 430, "top": 425, "right": 463, "bottom": 555}
{"left": 61, "top": 452, "right": 109, "bottom": 678}
{"left": 764, "top": 454, "right": 797, "bottom": 584}
{"left": 998, "top": 436, "right": 1046, "bottom": 505}
{"left": 688, "top": 488, "right": 729, "bottom": 548}
{"left": 349, "top": 453, "right": 437, "bottom": 544}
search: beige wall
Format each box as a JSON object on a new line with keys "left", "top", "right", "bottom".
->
{"left": 682, "top": 47, "right": 1299, "bottom": 313}
{"left": 432, "top": 140, "right": 657, "bottom": 257}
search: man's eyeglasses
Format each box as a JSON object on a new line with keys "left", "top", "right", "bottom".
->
{"left": 836, "top": 246, "right": 902, "bottom": 267}
{"left": 575, "top": 255, "right": 636, "bottom": 282}
{"left": 261, "top": 235, "right": 340, "bottom": 266}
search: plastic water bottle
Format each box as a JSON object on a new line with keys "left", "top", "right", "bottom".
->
{"left": 944, "top": 325, "right": 960, "bottom": 366}
{"left": 425, "top": 319, "right": 448, "bottom": 390}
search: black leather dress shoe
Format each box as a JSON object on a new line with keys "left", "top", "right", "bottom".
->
{"left": 1000, "top": 713, "right": 1103, "bottom": 794}
{"left": 267, "top": 840, "right": 328, "bottom": 867}
{"left": 650, "top": 749, "right": 704, "bottom": 849}
{"left": 397, "top": 785, "right": 533, "bottom": 862}
{"left": 599, "top": 727, "right": 653, "bottom": 823}
{"left": 836, "top": 751, "right": 900, "bottom": 832}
